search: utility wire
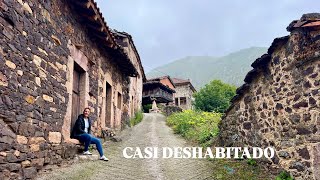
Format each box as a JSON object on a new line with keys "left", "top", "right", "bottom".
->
{"left": 143, "top": 64, "right": 170, "bottom": 77}
{"left": 143, "top": 64, "right": 189, "bottom": 81}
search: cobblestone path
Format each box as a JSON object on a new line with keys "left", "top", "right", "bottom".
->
{"left": 36, "top": 113, "right": 216, "bottom": 180}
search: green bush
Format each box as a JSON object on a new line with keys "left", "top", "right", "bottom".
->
{"left": 167, "top": 110, "right": 221, "bottom": 147}
{"left": 275, "top": 171, "right": 293, "bottom": 180}
{"left": 142, "top": 104, "right": 152, "bottom": 113}
{"left": 130, "top": 111, "right": 144, "bottom": 127}
{"left": 193, "top": 80, "right": 236, "bottom": 113}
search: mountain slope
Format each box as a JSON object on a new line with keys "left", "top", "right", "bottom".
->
{"left": 147, "top": 47, "right": 268, "bottom": 89}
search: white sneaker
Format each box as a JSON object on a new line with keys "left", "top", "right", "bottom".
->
{"left": 83, "top": 151, "right": 92, "bottom": 155}
{"left": 100, "top": 155, "right": 109, "bottom": 161}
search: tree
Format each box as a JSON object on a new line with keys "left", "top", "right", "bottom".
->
{"left": 193, "top": 80, "right": 236, "bottom": 113}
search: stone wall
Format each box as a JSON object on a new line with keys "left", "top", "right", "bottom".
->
{"left": 111, "top": 31, "right": 145, "bottom": 128}
{"left": 122, "top": 35, "right": 144, "bottom": 119}
{"left": 163, "top": 105, "right": 182, "bottom": 116}
{"left": 0, "top": 0, "right": 140, "bottom": 179}
{"left": 219, "top": 14, "right": 320, "bottom": 180}
{"left": 174, "top": 84, "right": 194, "bottom": 110}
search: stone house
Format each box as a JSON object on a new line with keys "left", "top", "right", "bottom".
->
{"left": 172, "top": 78, "right": 196, "bottom": 110}
{"left": 112, "top": 30, "right": 146, "bottom": 117}
{"left": 0, "top": 0, "right": 144, "bottom": 179}
{"left": 219, "top": 14, "right": 320, "bottom": 179}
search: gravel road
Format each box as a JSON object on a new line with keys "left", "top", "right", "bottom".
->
{"left": 36, "top": 113, "right": 216, "bottom": 180}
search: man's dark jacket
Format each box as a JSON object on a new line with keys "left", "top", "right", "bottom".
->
{"left": 70, "top": 114, "right": 92, "bottom": 139}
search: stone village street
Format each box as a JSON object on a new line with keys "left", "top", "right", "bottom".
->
{"left": 36, "top": 113, "right": 216, "bottom": 180}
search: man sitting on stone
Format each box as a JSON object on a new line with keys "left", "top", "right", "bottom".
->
{"left": 71, "top": 107, "right": 109, "bottom": 161}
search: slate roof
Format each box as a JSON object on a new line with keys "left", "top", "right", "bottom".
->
{"left": 172, "top": 78, "right": 197, "bottom": 92}
{"left": 71, "top": 0, "right": 139, "bottom": 76}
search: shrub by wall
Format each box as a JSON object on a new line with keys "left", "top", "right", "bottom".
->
{"left": 167, "top": 110, "right": 221, "bottom": 147}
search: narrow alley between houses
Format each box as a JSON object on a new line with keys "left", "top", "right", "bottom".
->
{"left": 36, "top": 113, "right": 216, "bottom": 180}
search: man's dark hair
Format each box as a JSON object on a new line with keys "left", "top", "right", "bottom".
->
{"left": 83, "top": 107, "right": 91, "bottom": 112}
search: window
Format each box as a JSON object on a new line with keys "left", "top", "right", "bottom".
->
{"left": 180, "top": 97, "right": 187, "bottom": 105}
{"left": 117, "top": 92, "right": 122, "bottom": 109}
{"left": 175, "top": 98, "right": 179, "bottom": 106}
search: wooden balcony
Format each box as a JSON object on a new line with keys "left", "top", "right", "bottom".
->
{"left": 142, "top": 82, "right": 175, "bottom": 104}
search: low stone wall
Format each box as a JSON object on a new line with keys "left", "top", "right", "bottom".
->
{"left": 219, "top": 14, "right": 320, "bottom": 179}
{"left": 163, "top": 106, "right": 183, "bottom": 116}
{"left": 0, "top": 116, "right": 79, "bottom": 179}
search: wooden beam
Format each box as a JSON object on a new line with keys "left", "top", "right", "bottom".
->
{"left": 81, "top": 14, "right": 99, "bottom": 22}
{"left": 75, "top": 5, "right": 95, "bottom": 16}
{"left": 86, "top": 23, "right": 106, "bottom": 33}
{"left": 92, "top": 33, "right": 108, "bottom": 41}
{"left": 74, "top": 0, "right": 94, "bottom": 9}
{"left": 84, "top": 1, "right": 94, "bottom": 9}
{"left": 75, "top": 43, "right": 84, "bottom": 49}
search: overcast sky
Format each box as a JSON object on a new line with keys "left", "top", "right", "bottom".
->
{"left": 95, "top": 0, "right": 320, "bottom": 72}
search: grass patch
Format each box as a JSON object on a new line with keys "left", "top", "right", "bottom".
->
{"left": 275, "top": 171, "right": 293, "bottom": 180}
{"left": 209, "top": 159, "right": 273, "bottom": 180}
{"left": 166, "top": 110, "right": 221, "bottom": 147}
{"left": 130, "top": 111, "right": 144, "bottom": 127}
{"left": 247, "top": 158, "right": 258, "bottom": 166}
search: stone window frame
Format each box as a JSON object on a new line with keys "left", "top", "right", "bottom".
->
{"left": 175, "top": 98, "right": 179, "bottom": 106}
{"left": 114, "top": 83, "right": 123, "bottom": 129}
{"left": 101, "top": 72, "right": 114, "bottom": 129}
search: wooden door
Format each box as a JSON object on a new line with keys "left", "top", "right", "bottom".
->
{"left": 71, "top": 69, "right": 81, "bottom": 131}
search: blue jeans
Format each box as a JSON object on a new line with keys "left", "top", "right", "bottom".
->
{"left": 78, "top": 134, "right": 104, "bottom": 156}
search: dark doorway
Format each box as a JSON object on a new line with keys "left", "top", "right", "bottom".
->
{"left": 117, "top": 92, "right": 122, "bottom": 109}
{"left": 71, "top": 62, "right": 85, "bottom": 131}
{"left": 131, "top": 96, "right": 134, "bottom": 116}
{"left": 105, "top": 82, "right": 112, "bottom": 127}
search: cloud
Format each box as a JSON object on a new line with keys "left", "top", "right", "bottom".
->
{"left": 95, "top": 0, "right": 320, "bottom": 71}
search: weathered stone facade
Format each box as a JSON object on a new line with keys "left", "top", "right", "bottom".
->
{"left": 0, "top": 0, "right": 143, "bottom": 179}
{"left": 219, "top": 14, "right": 320, "bottom": 179}
{"left": 113, "top": 30, "right": 146, "bottom": 119}
{"left": 172, "top": 78, "right": 196, "bottom": 110}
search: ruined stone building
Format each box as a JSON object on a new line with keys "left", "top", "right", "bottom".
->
{"left": 172, "top": 78, "right": 196, "bottom": 110}
{"left": 219, "top": 14, "right": 320, "bottom": 179}
{"left": 0, "top": 0, "right": 144, "bottom": 179}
